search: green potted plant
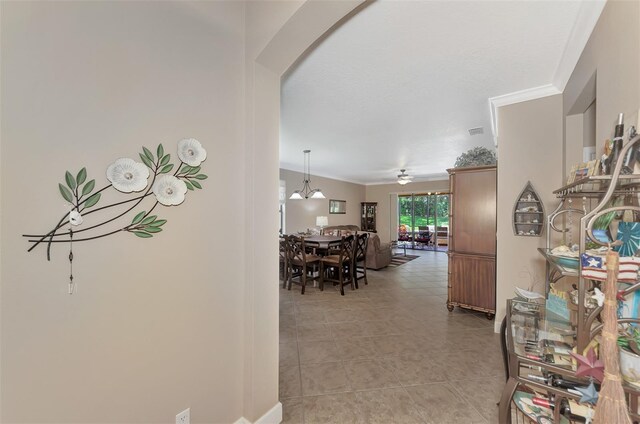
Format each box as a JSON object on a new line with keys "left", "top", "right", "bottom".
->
{"left": 618, "top": 326, "right": 640, "bottom": 387}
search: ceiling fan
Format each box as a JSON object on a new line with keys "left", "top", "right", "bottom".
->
{"left": 397, "top": 169, "right": 413, "bottom": 185}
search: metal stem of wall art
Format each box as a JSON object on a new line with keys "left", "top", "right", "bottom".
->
{"left": 69, "top": 227, "right": 74, "bottom": 294}
{"left": 23, "top": 139, "right": 208, "bottom": 293}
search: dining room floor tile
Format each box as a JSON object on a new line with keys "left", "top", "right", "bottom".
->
{"left": 280, "top": 250, "right": 504, "bottom": 424}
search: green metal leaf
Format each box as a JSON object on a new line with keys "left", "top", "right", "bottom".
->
{"left": 65, "top": 171, "right": 76, "bottom": 190}
{"left": 160, "top": 154, "right": 170, "bottom": 166}
{"left": 131, "top": 210, "right": 146, "bottom": 225}
{"left": 141, "top": 215, "right": 157, "bottom": 225}
{"left": 188, "top": 166, "right": 201, "bottom": 175}
{"left": 133, "top": 231, "right": 152, "bottom": 238}
{"left": 139, "top": 153, "right": 153, "bottom": 169}
{"left": 84, "top": 192, "right": 101, "bottom": 208}
{"left": 59, "top": 183, "right": 73, "bottom": 203}
{"left": 184, "top": 180, "right": 194, "bottom": 191}
{"left": 148, "top": 219, "right": 167, "bottom": 227}
{"left": 191, "top": 180, "right": 202, "bottom": 189}
{"left": 181, "top": 164, "right": 192, "bottom": 174}
{"left": 81, "top": 179, "right": 95, "bottom": 196}
{"left": 76, "top": 168, "right": 87, "bottom": 185}
{"left": 194, "top": 174, "right": 208, "bottom": 180}
{"left": 144, "top": 226, "right": 163, "bottom": 233}
{"left": 160, "top": 164, "right": 174, "bottom": 174}
{"left": 157, "top": 144, "right": 164, "bottom": 159}
{"left": 142, "top": 146, "right": 154, "bottom": 162}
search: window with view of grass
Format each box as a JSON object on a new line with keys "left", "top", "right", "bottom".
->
{"left": 398, "top": 193, "right": 449, "bottom": 248}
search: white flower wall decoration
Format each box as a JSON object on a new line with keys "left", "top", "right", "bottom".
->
{"left": 106, "top": 158, "right": 150, "bottom": 193}
{"left": 24, "top": 139, "right": 208, "bottom": 292}
{"left": 177, "top": 138, "right": 207, "bottom": 167}
{"left": 153, "top": 175, "right": 188, "bottom": 206}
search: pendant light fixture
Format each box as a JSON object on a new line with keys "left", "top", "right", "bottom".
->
{"left": 289, "top": 150, "right": 325, "bottom": 200}
{"left": 397, "top": 169, "right": 413, "bottom": 185}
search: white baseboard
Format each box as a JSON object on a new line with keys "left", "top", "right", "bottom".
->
{"left": 234, "top": 402, "right": 282, "bottom": 424}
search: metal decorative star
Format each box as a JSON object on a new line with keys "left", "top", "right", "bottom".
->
{"left": 570, "top": 348, "right": 604, "bottom": 382}
{"left": 575, "top": 381, "right": 599, "bottom": 404}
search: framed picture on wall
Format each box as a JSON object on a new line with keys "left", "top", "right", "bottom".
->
{"left": 329, "top": 199, "right": 346, "bottom": 214}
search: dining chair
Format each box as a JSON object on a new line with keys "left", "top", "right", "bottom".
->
{"left": 352, "top": 232, "right": 369, "bottom": 288}
{"left": 284, "top": 235, "right": 321, "bottom": 294}
{"left": 279, "top": 238, "right": 288, "bottom": 287}
{"left": 319, "top": 235, "right": 355, "bottom": 295}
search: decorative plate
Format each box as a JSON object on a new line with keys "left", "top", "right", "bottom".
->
{"left": 615, "top": 222, "right": 640, "bottom": 257}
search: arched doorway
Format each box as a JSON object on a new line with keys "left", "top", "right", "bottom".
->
{"left": 244, "top": 3, "right": 366, "bottom": 421}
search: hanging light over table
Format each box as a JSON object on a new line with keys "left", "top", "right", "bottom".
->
{"left": 290, "top": 150, "right": 325, "bottom": 199}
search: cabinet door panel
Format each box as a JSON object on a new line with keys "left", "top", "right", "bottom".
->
{"left": 451, "top": 169, "right": 496, "bottom": 255}
{"left": 449, "top": 254, "right": 496, "bottom": 311}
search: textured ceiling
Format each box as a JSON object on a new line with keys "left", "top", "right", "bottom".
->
{"left": 280, "top": 0, "right": 586, "bottom": 185}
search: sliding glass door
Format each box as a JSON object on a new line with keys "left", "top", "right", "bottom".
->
{"left": 398, "top": 192, "right": 449, "bottom": 250}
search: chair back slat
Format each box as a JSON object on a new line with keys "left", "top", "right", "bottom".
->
{"left": 353, "top": 233, "right": 369, "bottom": 262}
{"left": 290, "top": 235, "right": 306, "bottom": 264}
{"left": 340, "top": 235, "right": 355, "bottom": 264}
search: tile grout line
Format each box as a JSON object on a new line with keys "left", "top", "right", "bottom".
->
{"left": 446, "top": 380, "right": 492, "bottom": 424}
{"left": 280, "top": 250, "right": 503, "bottom": 424}
{"left": 293, "top": 307, "right": 306, "bottom": 424}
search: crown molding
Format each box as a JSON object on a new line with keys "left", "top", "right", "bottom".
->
{"left": 552, "top": 0, "right": 606, "bottom": 92}
{"left": 488, "top": 84, "right": 562, "bottom": 142}
{"left": 488, "top": 0, "right": 605, "bottom": 145}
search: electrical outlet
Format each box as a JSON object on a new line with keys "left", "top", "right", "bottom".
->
{"left": 176, "top": 408, "right": 190, "bottom": 424}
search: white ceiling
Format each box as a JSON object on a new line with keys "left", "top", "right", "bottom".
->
{"left": 280, "top": 0, "right": 599, "bottom": 185}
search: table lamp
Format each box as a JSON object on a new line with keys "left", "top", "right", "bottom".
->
{"left": 316, "top": 216, "right": 328, "bottom": 231}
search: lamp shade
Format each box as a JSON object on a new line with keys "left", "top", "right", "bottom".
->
{"left": 289, "top": 191, "right": 303, "bottom": 200}
{"left": 310, "top": 190, "right": 325, "bottom": 199}
{"left": 316, "top": 216, "right": 328, "bottom": 227}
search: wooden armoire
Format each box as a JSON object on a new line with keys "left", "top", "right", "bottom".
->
{"left": 446, "top": 165, "right": 497, "bottom": 319}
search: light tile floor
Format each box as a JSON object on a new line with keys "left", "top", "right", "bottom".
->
{"left": 279, "top": 250, "right": 506, "bottom": 424}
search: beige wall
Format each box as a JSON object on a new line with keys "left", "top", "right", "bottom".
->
{"left": 244, "top": 2, "right": 365, "bottom": 416}
{"left": 495, "top": 0, "right": 640, "bottom": 332}
{"left": 563, "top": 0, "right": 640, "bottom": 148}
{"left": 495, "top": 94, "right": 564, "bottom": 330}
{"left": 365, "top": 180, "right": 450, "bottom": 244}
{"left": 1, "top": 2, "right": 247, "bottom": 422}
{"left": 280, "top": 173, "right": 451, "bottom": 244}
{"left": 0, "top": 1, "right": 363, "bottom": 422}
{"left": 280, "top": 169, "right": 365, "bottom": 233}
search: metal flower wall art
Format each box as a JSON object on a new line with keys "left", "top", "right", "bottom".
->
{"left": 23, "top": 139, "right": 207, "bottom": 294}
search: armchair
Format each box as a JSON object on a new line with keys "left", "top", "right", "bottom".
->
{"left": 364, "top": 233, "right": 392, "bottom": 269}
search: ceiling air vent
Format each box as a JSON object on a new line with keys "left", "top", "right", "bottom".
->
{"left": 468, "top": 127, "right": 484, "bottom": 136}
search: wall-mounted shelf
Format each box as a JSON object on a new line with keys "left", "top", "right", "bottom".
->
{"left": 513, "top": 182, "right": 544, "bottom": 236}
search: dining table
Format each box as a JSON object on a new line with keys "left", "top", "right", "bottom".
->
{"left": 303, "top": 235, "right": 342, "bottom": 247}
{"left": 301, "top": 235, "right": 343, "bottom": 255}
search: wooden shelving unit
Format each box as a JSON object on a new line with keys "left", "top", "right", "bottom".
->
{"left": 513, "top": 181, "right": 544, "bottom": 237}
{"left": 361, "top": 202, "right": 377, "bottom": 232}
